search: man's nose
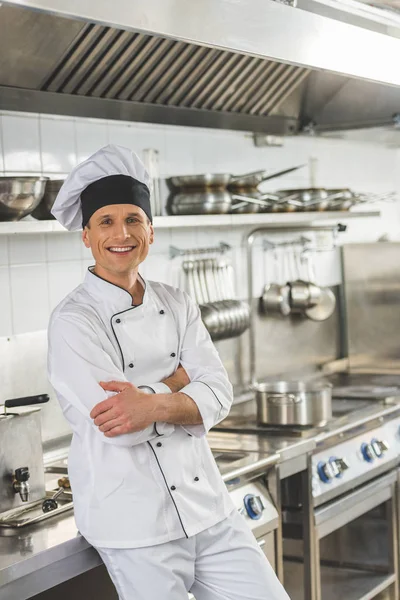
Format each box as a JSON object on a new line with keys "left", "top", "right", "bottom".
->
{"left": 114, "top": 222, "right": 130, "bottom": 239}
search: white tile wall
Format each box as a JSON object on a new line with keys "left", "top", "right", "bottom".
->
{"left": 0, "top": 110, "right": 399, "bottom": 440}
{"left": 0, "top": 236, "right": 8, "bottom": 266}
{"left": 48, "top": 261, "right": 83, "bottom": 311}
{"left": 0, "top": 110, "right": 398, "bottom": 338}
{"left": 9, "top": 264, "right": 49, "bottom": 334}
{"left": 0, "top": 267, "right": 12, "bottom": 337}
{"left": 9, "top": 234, "right": 46, "bottom": 265}
{"left": 40, "top": 116, "right": 77, "bottom": 173}
{"left": 75, "top": 120, "right": 109, "bottom": 163}
{"left": 1, "top": 113, "right": 41, "bottom": 172}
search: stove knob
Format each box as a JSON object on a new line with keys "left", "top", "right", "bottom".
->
{"left": 329, "top": 456, "right": 350, "bottom": 478}
{"left": 361, "top": 442, "right": 374, "bottom": 463}
{"left": 243, "top": 494, "right": 264, "bottom": 520}
{"left": 371, "top": 438, "right": 389, "bottom": 458}
{"left": 317, "top": 461, "right": 334, "bottom": 483}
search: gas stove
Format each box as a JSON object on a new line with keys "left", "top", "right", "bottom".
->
{"left": 213, "top": 394, "right": 400, "bottom": 504}
{"left": 213, "top": 397, "right": 391, "bottom": 438}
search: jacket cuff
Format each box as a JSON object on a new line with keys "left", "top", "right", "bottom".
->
{"left": 154, "top": 421, "right": 175, "bottom": 437}
{"left": 138, "top": 384, "right": 174, "bottom": 437}
{"left": 179, "top": 381, "right": 222, "bottom": 437}
{"left": 138, "top": 382, "right": 172, "bottom": 395}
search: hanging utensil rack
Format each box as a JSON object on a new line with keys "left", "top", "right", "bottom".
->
{"left": 246, "top": 223, "right": 346, "bottom": 387}
{"left": 169, "top": 241, "right": 231, "bottom": 259}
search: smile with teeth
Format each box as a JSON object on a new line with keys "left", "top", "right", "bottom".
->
{"left": 108, "top": 246, "right": 136, "bottom": 253}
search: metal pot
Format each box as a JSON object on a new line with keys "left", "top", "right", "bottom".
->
{"left": 289, "top": 280, "right": 322, "bottom": 311}
{"left": 274, "top": 188, "right": 330, "bottom": 212}
{"left": 0, "top": 177, "right": 48, "bottom": 221}
{"left": 255, "top": 380, "right": 332, "bottom": 427}
{"left": 324, "top": 188, "right": 358, "bottom": 211}
{"left": 166, "top": 190, "right": 232, "bottom": 215}
{"left": 260, "top": 283, "right": 291, "bottom": 316}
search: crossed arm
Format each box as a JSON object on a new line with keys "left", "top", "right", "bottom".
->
{"left": 49, "top": 296, "right": 233, "bottom": 446}
{"left": 90, "top": 365, "right": 203, "bottom": 438}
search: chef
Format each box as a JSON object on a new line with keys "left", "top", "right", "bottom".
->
{"left": 47, "top": 144, "right": 289, "bottom": 600}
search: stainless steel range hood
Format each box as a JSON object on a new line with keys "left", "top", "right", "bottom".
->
{"left": 1, "top": 0, "right": 400, "bottom": 136}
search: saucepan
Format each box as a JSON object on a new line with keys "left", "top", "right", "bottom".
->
{"left": 255, "top": 380, "right": 332, "bottom": 427}
{"left": 288, "top": 248, "right": 321, "bottom": 313}
{"left": 259, "top": 247, "right": 291, "bottom": 317}
{"left": 166, "top": 165, "right": 305, "bottom": 192}
{"left": 166, "top": 190, "right": 232, "bottom": 215}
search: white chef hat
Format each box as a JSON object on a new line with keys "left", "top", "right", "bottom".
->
{"left": 51, "top": 144, "right": 151, "bottom": 231}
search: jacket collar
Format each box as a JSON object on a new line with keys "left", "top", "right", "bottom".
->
{"left": 83, "top": 266, "right": 148, "bottom": 313}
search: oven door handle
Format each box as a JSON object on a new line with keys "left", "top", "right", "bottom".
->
{"left": 314, "top": 470, "right": 396, "bottom": 540}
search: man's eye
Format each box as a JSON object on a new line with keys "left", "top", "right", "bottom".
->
{"left": 101, "top": 219, "right": 111, "bottom": 225}
{"left": 127, "top": 218, "right": 139, "bottom": 224}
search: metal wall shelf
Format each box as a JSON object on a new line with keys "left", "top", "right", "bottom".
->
{"left": 0, "top": 211, "right": 381, "bottom": 235}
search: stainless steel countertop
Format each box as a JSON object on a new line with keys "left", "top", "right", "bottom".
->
{"left": 0, "top": 510, "right": 101, "bottom": 600}
{"left": 0, "top": 443, "right": 279, "bottom": 598}
{"left": 208, "top": 430, "right": 315, "bottom": 464}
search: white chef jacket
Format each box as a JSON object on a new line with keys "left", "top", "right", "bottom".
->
{"left": 47, "top": 268, "right": 234, "bottom": 548}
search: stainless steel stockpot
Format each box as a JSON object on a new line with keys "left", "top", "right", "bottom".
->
{"left": 255, "top": 380, "right": 332, "bottom": 427}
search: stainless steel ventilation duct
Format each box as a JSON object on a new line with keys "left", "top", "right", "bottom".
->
{"left": 1, "top": 0, "right": 400, "bottom": 135}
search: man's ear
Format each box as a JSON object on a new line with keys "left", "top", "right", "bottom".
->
{"left": 149, "top": 223, "right": 154, "bottom": 245}
{"left": 82, "top": 227, "right": 91, "bottom": 248}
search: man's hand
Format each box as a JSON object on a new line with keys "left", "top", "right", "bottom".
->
{"left": 162, "top": 364, "right": 190, "bottom": 393}
{"left": 90, "top": 381, "right": 158, "bottom": 437}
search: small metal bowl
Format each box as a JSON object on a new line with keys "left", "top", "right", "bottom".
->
{"left": 0, "top": 177, "right": 48, "bottom": 221}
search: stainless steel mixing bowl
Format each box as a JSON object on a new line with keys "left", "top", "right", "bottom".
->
{"left": 0, "top": 177, "right": 48, "bottom": 221}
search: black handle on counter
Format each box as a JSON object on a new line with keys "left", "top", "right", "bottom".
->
{"left": 4, "top": 394, "right": 50, "bottom": 409}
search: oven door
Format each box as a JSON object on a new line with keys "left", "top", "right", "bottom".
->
{"left": 257, "top": 532, "right": 276, "bottom": 573}
{"left": 284, "top": 470, "right": 399, "bottom": 600}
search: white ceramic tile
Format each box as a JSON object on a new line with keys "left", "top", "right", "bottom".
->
{"left": 312, "top": 248, "right": 342, "bottom": 287}
{"left": 164, "top": 130, "right": 196, "bottom": 176}
{"left": 8, "top": 234, "right": 46, "bottom": 265}
{"left": 144, "top": 253, "right": 176, "bottom": 286}
{"left": 81, "top": 259, "right": 94, "bottom": 278}
{"left": 45, "top": 232, "right": 82, "bottom": 262}
{"left": 10, "top": 264, "right": 50, "bottom": 333}
{"left": 196, "top": 226, "right": 231, "bottom": 250}
{"left": 170, "top": 227, "right": 201, "bottom": 252}
{"left": 0, "top": 267, "right": 12, "bottom": 337}
{"left": 0, "top": 116, "right": 4, "bottom": 172}
{"left": 40, "top": 117, "right": 77, "bottom": 172}
{"left": 0, "top": 237, "right": 8, "bottom": 266}
{"left": 81, "top": 242, "right": 95, "bottom": 260}
{"left": 75, "top": 120, "right": 109, "bottom": 163}
{"left": 2, "top": 114, "right": 41, "bottom": 171}
{"left": 108, "top": 122, "right": 167, "bottom": 175}
{"left": 150, "top": 229, "right": 171, "bottom": 255}
{"left": 48, "top": 261, "right": 83, "bottom": 310}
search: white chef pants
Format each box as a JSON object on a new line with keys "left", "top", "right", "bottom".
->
{"left": 96, "top": 509, "right": 290, "bottom": 600}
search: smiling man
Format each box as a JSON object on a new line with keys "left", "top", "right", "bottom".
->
{"left": 47, "top": 144, "right": 289, "bottom": 600}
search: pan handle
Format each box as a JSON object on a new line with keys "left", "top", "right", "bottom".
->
{"left": 5, "top": 394, "right": 50, "bottom": 409}
{"left": 266, "top": 394, "right": 300, "bottom": 405}
{"left": 258, "top": 164, "right": 306, "bottom": 184}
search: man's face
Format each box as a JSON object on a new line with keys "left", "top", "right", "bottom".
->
{"left": 82, "top": 204, "right": 154, "bottom": 277}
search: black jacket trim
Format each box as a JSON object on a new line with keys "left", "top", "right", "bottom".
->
{"left": 88, "top": 267, "right": 146, "bottom": 304}
{"left": 105, "top": 275, "right": 147, "bottom": 371}
{"left": 154, "top": 423, "right": 163, "bottom": 437}
{"left": 194, "top": 381, "right": 223, "bottom": 409}
{"left": 147, "top": 442, "right": 188, "bottom": 538}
